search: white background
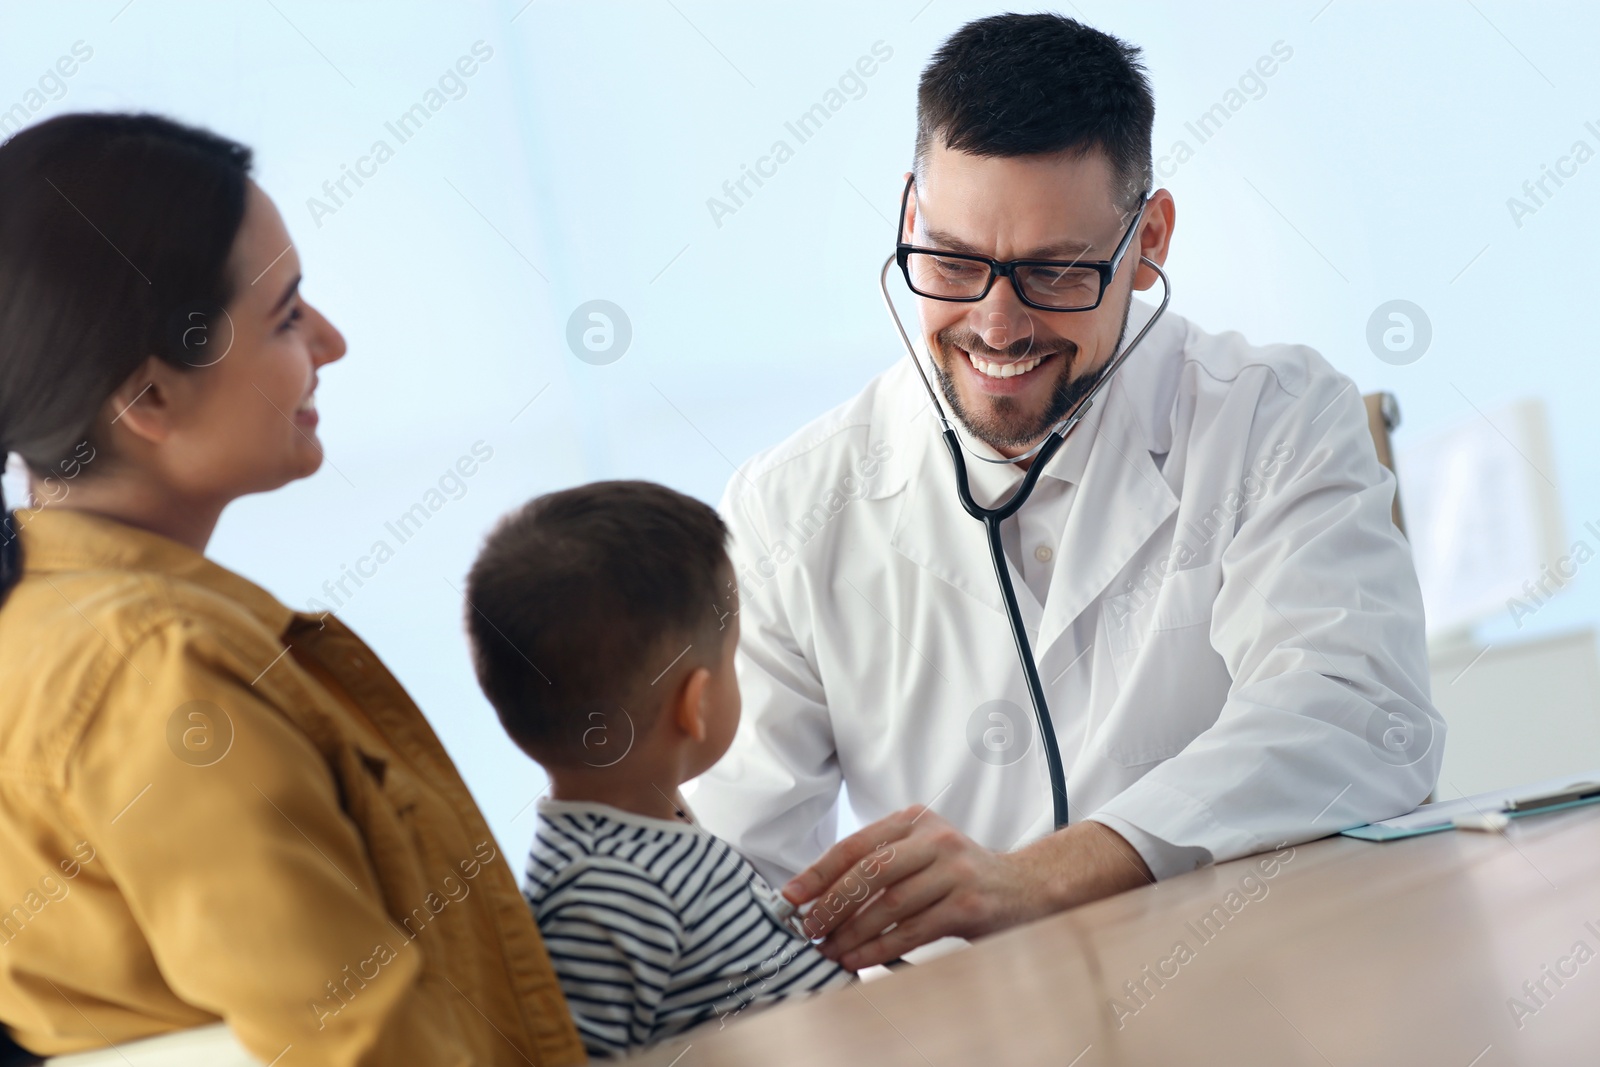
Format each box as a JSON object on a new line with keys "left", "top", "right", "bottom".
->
{"left": 2, "top": 0, "right": 1595, "bottom": 859}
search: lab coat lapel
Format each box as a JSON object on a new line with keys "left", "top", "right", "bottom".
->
{"left": 1033, "top": 297, "right": 1183, "bottom": 657}
{"left": 1033, "top": 371, "right": 1178, "bottom": 658}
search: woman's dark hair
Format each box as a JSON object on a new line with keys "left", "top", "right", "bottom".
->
{"left": 915, "top": 13, "right": 1156, "bottom": 210}
{"left": 0, "top": 112, "right": 253, "bottom": 602}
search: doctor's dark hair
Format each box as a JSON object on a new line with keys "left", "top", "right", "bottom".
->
{"left": 914, "top": 13, "right": 1155, "bottom": 209}
{"left": 0, "top": 112, "right": 253, "bottom": 603}
{"left": 464, "top": 481, "right": 733, "bottom": 769}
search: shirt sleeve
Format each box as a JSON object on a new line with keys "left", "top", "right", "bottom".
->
{"left": 691, "top": 474, "right": 845, "bottom": 889}
{"left": 1091, "top": 367, "right": 1444, "bottom": 862}
{"left": 63, "top": 620, "right": 479, "bottom": 1067}
{"left": 531, "top": 858, "right": 684, "bottom": 1059}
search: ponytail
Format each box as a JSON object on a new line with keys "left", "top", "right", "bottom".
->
{"left": 0, "top": 475, "right": 17, "bottom": 607}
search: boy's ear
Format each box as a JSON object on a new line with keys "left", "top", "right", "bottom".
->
{"left": 672, "top": 666, "right": 712, "bottom": 742}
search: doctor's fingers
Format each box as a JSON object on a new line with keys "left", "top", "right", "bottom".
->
{"left": 781, "top": 804, "right": 930, "bottom": 905}
{"left": 799, "top": 830, "right": 941, "bottom": 943}
{"left": 817, "top": 860, "right": 954, "bottom": 967}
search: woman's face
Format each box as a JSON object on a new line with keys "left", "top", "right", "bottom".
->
{"left": 156, "top": 181, "right": 346, "bottom": 499}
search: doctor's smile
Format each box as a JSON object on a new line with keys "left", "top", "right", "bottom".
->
{"left": 955, "top": 340, "right": 1054, "bottom": 382}
{"left": 952, "top": 333, "right": 1061, "bottom": 379}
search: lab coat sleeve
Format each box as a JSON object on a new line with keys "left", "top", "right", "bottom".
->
{"left": 1088, "top": 812, "right": 1211, "bottom": 881}
{"left": 692, "top": 471, "right": 845, "bottom": 889}
{"left": 1090, "top": 367, "right": 1445, "bottom": 863}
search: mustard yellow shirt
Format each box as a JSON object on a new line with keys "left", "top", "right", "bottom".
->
{"left": 0, "top": 507, "right": 586, "bottom": 1066}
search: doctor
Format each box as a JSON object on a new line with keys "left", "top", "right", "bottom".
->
{"left": 693, "top": 13, "right": 1442, "bottom": 972}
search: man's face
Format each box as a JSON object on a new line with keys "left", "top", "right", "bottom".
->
{"left": 903, "top": 144, "right": 1160, "bottom": 457}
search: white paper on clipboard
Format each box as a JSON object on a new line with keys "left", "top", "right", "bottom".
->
{"left": 1342, "top": 769, "right": 1600, "bottom": 840}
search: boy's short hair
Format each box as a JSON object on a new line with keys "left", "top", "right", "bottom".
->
{"left": 464, "top": 480, "right": 732, "bottom": 768}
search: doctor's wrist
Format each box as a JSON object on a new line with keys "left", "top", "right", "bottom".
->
{"left": 1023, "top": 820, "right": 1156, "bottom": 915}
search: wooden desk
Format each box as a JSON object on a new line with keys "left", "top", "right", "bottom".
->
{"left": 628, "top": 806, "right": 1600, "bottom": 1065}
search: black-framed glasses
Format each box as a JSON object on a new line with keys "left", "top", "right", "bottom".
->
{"left": 894, "top": 175, "right": 1148, "bottom": 312}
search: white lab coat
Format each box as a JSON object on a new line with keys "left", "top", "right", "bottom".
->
{"left": 693, "top": 298, "right": 1443, "bottom": 889}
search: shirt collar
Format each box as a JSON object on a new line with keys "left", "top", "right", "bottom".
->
{"left": 537, "top": 796, "right": 704, "bottom": 836}
{"left": 955, "top": 392, "right": 1108, "bottom": 508}
{"left": 15, "top": 506, "right": 298, "bottom": 637}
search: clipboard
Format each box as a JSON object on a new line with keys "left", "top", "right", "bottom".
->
{"left": 1340, "top": 770, "right": 1600, "bottom": 841}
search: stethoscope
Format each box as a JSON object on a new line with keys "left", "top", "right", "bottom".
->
{"left": 877, "top": 180, "right": 1172, "bottom": 831}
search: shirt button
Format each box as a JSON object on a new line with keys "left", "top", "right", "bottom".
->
{"left": 1034, "top": 545, "right": 1054, "bottom": 563}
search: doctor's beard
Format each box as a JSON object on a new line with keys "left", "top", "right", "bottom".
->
{"left": 931, "top": 288, "right": 1133, "bottom": 453}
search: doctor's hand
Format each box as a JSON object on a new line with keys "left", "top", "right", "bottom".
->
{"left": 781, "top": 806, "right": 1153, "bottom": 971}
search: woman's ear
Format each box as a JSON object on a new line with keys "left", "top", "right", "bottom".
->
{"left": 672, "top": 666, "right": 713, "bottom": 742}
{"left": 101, "top": 356, "right": 188, "bottom": 448}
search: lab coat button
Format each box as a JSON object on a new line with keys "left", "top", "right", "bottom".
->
{"left": 1034, "top": 545, "right": 1054, "bottom": 563}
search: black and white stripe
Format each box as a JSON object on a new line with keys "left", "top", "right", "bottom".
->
{"left": 525, "top": 798, "right": 850, "bottom": 1059}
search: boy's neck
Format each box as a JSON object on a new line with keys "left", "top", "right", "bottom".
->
{"left": 547, "top": 770, "right": 691, "bottom": 824}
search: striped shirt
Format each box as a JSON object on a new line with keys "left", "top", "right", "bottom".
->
{"left": 525, "top": 798, "right": 851, "bottom": 1059}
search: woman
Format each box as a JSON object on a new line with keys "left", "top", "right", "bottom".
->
{"left": 0, "top": 114, "right": 585, "bottom": 1065}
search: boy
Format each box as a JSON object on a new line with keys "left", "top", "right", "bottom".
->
{"left": 464, "top": 481, "right": 852, "bottom": 1059}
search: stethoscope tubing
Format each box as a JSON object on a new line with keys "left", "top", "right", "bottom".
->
{"left": 878, "top": 253, "right": 1172, "bottom": 831}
